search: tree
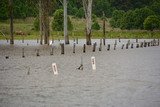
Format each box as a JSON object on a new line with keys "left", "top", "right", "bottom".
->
{"left": 75, "top": 7, "right": 84, "bottom": 18}
{"left": 0, "top": 0, "right": 9, "bottom": 20}
{"left": 39, "top": 0, "right": 51, "bottom": 45}
{"left": 82, "top": 0, "right": 93, "bottom": 45}
{"left": 109, "top": 10, "right": 125, "bottom": 28}
{"left": 92, "top": 21, "right": 100, "bottom": 30}
{"left": 149, "top": 2, "right": 160, "bottom": 16}
{"left": 9, "top": 0, "right": 14, "bottom": 44}
{"left": 133, "top": 7, "right": 155, "bottom": 29}
{"left": 52, "top": 9, "right": 73, "bottom": 31}
{"left": 93, "top": 0, "right": 113, "bottom": 17}
{"left": 64, "top": 0, "right": 69, "bottom": 44}
{"left": 120, "top": 10, "right": 135, "bottom": 30}
{"left": 143, "top": 15, "right": 160, "bottom": 31}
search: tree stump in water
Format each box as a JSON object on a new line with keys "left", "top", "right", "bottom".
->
{"left": 93, "top": 42, "right": 96, "bottom": 52}
{"left": 131, "top": 44, "right": 134, "bottom": 49}
{"left": 107, "top": 44, "right": 110, "bottom": 51}
{"left": 22, "top": 48, "right": 25, "bottom": 58}
{"left": 60, "top": 43, "right": 64, "bottom": 54}
{"left": 83, "top": 44, "right": 86, "bottom": 53}
{"left": 121, "top": 44, "right": 124, "bottom": 49}
{"left": 136, "top": 44, "right": 139, "bottom": 48}
{"left": 73, "top": 43, "right": 75, "bottom": 53}
{"left": 36, "top": 49, "right": 40, "bottom": 56}
{"left": 114, "top": 44, "right": 116, "bottom": 50}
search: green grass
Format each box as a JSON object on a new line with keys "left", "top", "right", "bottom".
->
{"left": 0, "top": 17, "right": 160, "bottom": 40}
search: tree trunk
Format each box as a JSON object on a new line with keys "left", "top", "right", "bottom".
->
{"left": 41, "top": 0, "right": 50, "bottom": 45}
{"left": 103, "top": 12, "right": 105, "bottom": 38}
{"left": 9, "top": 0, "right": 14, "bottom": 44}
{"left": 83, "top": 0, "right": 92, "bottom": 45}
{"left": 64, "top": 0, "right": 69, "bottom": 44}
{"left": 39, "top": 0, "right": 43, "bottom": 45}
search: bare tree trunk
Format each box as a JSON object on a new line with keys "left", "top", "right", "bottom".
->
{"left": 103, "top": 12, "right": 106, "bottom": 38}
{"left": 9, "top": 0, "right": 14, "bottom": 44}
{"left": 39, "top": 0, "right": 43, "bottom": 45}
{"left": 64, "top": 0, "right": 69, "bottom": 44}
{"left": 83, "top": 0, "right": 92, "bottom": 45}
{"left": 41, "top": 0, "right": 50, "bottom": 45}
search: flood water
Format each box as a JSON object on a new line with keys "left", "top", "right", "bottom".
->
{"left": 0, "top": 39, "right": 160, "bottom": 107}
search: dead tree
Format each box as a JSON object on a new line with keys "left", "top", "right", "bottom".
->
{"left": 9, "top": 0, "right": 14, "bottom": 44}
{"left": 82, "top": 0, "right": 93, "bottom": 45}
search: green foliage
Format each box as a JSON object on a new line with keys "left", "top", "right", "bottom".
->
{"left": 116, "top": 7, "right": 155, "bottom": 30}
{"left": 120, "top": 10, "right": 135, "bottom": 30}
{"left": 110, "top": 10, "right": 125, "bottom": 28}
{"left": 132, "top": 7, "right": 155, "bottom": 29}
{"left": 0, "top": 0, "right": 9, "bottom": 20}
{"left": 110, "top": 0, "right": 154, "bottom": 11}
{"left": 33, "top": 17, "right": 39, "bottom": 31}
{"left": 75, "top": 8, "right": 84, "bottom": 18}
{"left": 149, "top": 2, "right": 160, "bottom": 16}
{"left": 143, "top": 15, "right": 160, "bottom": 31}
{"left": 93, "top": 0, "right": 113, "bottom": 17}
{"left": 52, "top": 9, "right": 73, "bottom": 31}
{"left": 92, "top": 21, "right": 100, "bottom": 30}
{"left": 92, "top": 14, "right": 97, "bottom": 22}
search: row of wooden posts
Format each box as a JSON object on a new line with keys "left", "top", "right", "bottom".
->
{"left": 19, "top": 39, "right": 160, "bottom": 58}
{"left": 3, "top": 38, "right": 159, "bottom": 59}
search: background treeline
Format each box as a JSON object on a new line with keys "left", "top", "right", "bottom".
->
{"left": 0, "top": 0, "right": 160, "bottom": 30}
{"left": 110, "top": 1, "right": 160, "bottom": 30}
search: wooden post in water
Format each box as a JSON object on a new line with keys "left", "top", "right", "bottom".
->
{"left": 131, "top": 44, "right": 133, "bottom": 49}
{"left": 121, "top": 44, "right": 124, "bottom": 49}
{"left": 73, "top": 43, "right": 75, "bottom": 53}
{"left": 136, "top": 38, "right": 138, "bottom": 43}
{"left": 93, "top": 42, "right": 96, "bottom": 52}
{"left": 83, "top": 44, "right": 86, "bottom": 53}
{"left": 136, "top": 44, "right": 139, "bottom": 48}
{"left": 115, "top": 40, "right": 117, "bottom": 45}
{"left": 144, "top": 40, "right": 146, "bottom": 47}
{"left": 126, "top": 43, "right": 128, "bottom": 49}
{"left": 103, "top": 38, "right": 106, "bottom": 45}
{"left": 36, "top": 49, "right": 40, "bottom": 56}
{"left": 158, "top": 39, "right": 159, "bottom": 46}
{"left": 119, "top": 38, "right": 121, "bottom": 42}
{"left": 127, "top": 40, "right": 130, "bottom": 45}
{"left": 99, "top": 39, "right": 102, "bottom": 51}
{"left": 107, "top": 44, "right": 110, "bottom": 51}
{"left": 76, "top": 38, "right": 78, "bottom": 44}
{"left": 99, "top": 42, "right": 102, "bottom": 51}
{"left": 153, "top": 39, "right": 156, "bottom": 46}
{"left": 114, "top": 44, "right": 116, "bottom": 50}
{"left": 142, "top": 42, "right": 144, "bottom": 47}
{"left": 50, "top": 47, "right": 53, "bottom": 55}
{"left": 148, "top": 42, "right": 150, "bottom": 47}
{"left": 22, "top": 48, "right": 25, "bottom": 58}
{"left": 60, "top": 43, "right": 64, "bottom": 54}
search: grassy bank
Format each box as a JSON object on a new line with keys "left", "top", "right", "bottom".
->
{"left": 0, "top": 17, "right": 160, "bottom": 40}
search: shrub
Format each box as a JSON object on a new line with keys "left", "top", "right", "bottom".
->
{"left": 75, "top": 8, "right": 84, "bottom": 18}
{"left": 144, "top": 15, "right": 160, "bottom": 31}
{"left": 92, "top": 21, "right": 100, "bottom": 30}
{"left": 52, "top": 9, "right": 73, "bottom": 31}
